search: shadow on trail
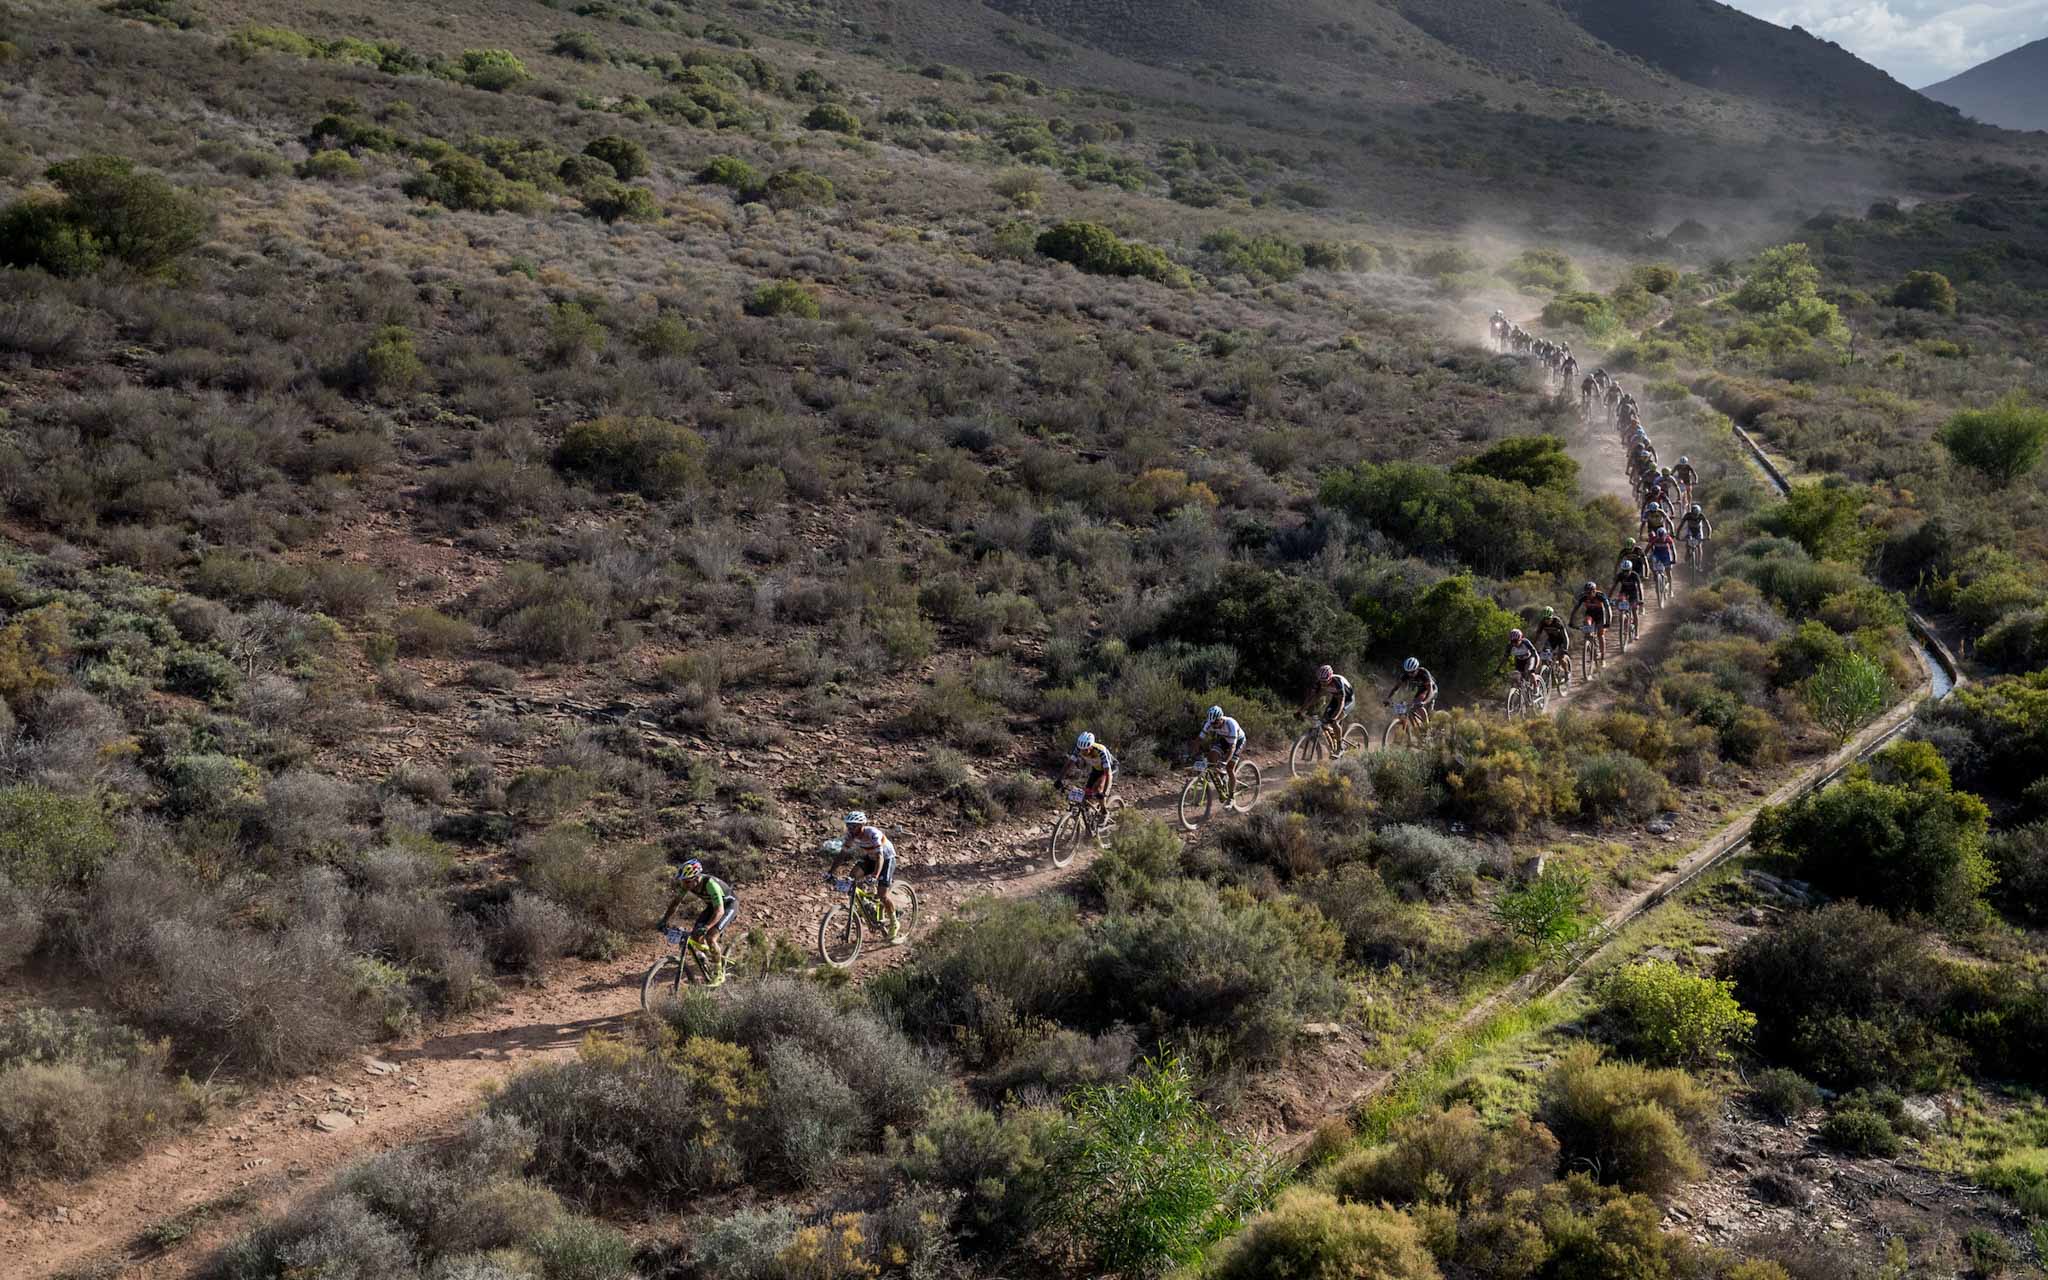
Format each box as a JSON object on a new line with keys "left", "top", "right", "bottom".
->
{"left": 404, "top": 1010, "right": 638, "bottom": 1064}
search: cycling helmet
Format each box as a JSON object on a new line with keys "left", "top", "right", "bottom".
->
{"left": 1690, "top": 503, "right": 1703, "bottom": 515}
{"left": 1678, "top": 456, "right": 1689, "bottom": 465}
{"left": 1543, "top": 605, "right": 1556, "bottom": 618}
{"left": 1620, "top": 560, "right": 1635, "bottom": 573}
{"left": 1509, "top": 628, "right": 1525, "bottom": 643}
{"left": 1625, "top": 536, "right": 1638, "bottom": 547}
{"left": 1402, "top": 657, "right": 1420, "bottom": 674}
{"left": 1315, "top": 664, "right": 1334, "bottom": 682}
{"left": 1205, "top": 705, "right": 1223, "bottom": 723}
{"left": 1583, "top": 581, "right": 1598, "bottom": 593}
{"left": 676, "top": 858, "right": 704, "bottom": 882}
{"left": 1075, "top": 731, "right": 1095, "bottom": 751}
{"left": 843, "top": 810, "right": 867, "bottom": 826}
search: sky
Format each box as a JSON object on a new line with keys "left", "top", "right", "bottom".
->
{"left": 1720, "top": 0, "right": 2046, "bottom": 86}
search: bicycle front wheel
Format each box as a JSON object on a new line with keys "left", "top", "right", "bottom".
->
{"left": 1382, "top": 717, "right": 1413, "bottom": 750}
{"left": 1048, "top": 807, "right": 1083, "bottom": 868}
{"left": 1339, "top": 723, "right": 1370, "bottom": 756}
{"left": 1230, "top": 761, "right": 1261, "bottom": 812}
{"left": 817, "top": 903, "right": 863, "bottom": 968}
{"left": 1178, "top": 773, "right": 1212, "bottom": 831}
{"left": 1506, "top": 686, "right": 1526, "bottom": 718}
{"left": 1288, "top": 729, "right": 1327, "bottom": 777}
{"left": 641, "top": 955, "right": 683, "bottom": 1014}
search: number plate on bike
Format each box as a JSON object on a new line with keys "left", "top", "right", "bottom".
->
{"left": 1067, "top": 788, "right": 1085, "bottom": 803}
{"left": 829, "top": 877, "right": 854, "bottom": 893}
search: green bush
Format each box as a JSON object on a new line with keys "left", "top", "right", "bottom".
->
{"left": 1599, "top": 960, "right": 1754, "bottom": 1066}
{"left": 1036, "top": 221, "right": 1189, "bottom": 287}
{"left": 552, "top": 30, "right": 608, "bottom": 62}
{"left": 1801, "top": 651, "right": 1891, "bottom": 744}
{"left": 1450, "top": 434, "right": 1578, "bottom": 493}
{"left": 1494, "top": 864, "right": 1591, "bottom": 955}
{"left": 1148, "top": 567, "right": 1366, "bottom": 699}
{"left": 1503, "top": 247, "right": 1580, "bottom": 293}
{"left": 1988, "top": 822, "right": 2048, "bottom": 925}
{"left": 802, "top": 102, "right": 861, "bottom": 134}
{"left": 0, "top": 1007, "right": 197, "bottom": 1183}
{"left": 753, "top": 167, "right": 835, "bottom": 209}
{"left": 1726, "top": 902, "right": 1960, "bottom": 1088}
{"left": 0, "top": 786, "right": 118, "bottom": 889}
{"left": 581, "top": 135, "right": 647, "bottom": 180}
{"left": 890, "top": 1094, "right": 1057, "bottom": 1253}
{"left": 553, "top": 415, "right": 705, "bottom": 497}
{"left": 0, "top": 155, "right": 208, "bottom": 277}
{"left": 1891, "top": 269, "right": 1957, "bottom": 315}
{"left": 698, "top": 154, "right": 758, "bottom": 189}
{"left": 518, "top": 825, "right": 665, "bottom": 935}
{"left": 1979, "top": 607, "right": 2048, "bottom": 673}
{"left": 1209, "top": 1189, "right": 1439, "bottom": 1280}
{"left": 1747, "top": 1068, "right": 1821, "bottom": 1122}
{"left": 1044, "top": 1057, "right": 1274, "bottom": 1277}
{"left": 1917, "top": 671, "right": 2048, "bottom": 804}
{"left": 1819, "top": 1105, "right": 1899, "bottom": 1157}
{"left": 1540, "top": 291, "right": 1618, "bottom": 335}
{"left": 1938, "top": 394, "right": 2048, "bottom": 486}
{"left": 1327, "top": 1104, "right": 1557, "bottom": 1210}
{"left": 402, "top": 154, "right": 543, "bottom": 213}
{"left": 579, "top": 179, "right": 659, "bottom": 223}
{"left": 459, "top": 48, "right": 530, "bottom": 91}
{"left": 1440, "top": 716, "right": 1576, "bottom": 835}
{"left": 1752, "top": 740, "right": 1991, "bottom": 921}
{"left": 1541, "top": 1044, "right": 1713, "bottom": 1196}
{"left": 393, "top": 607, "right": 477, "bottom": 657}
{"left": 297, "top": 149, "right": 365, "bottom": 181}
{"left": 1201, "top": 228, "right": 1306, "bottom": 283}
{"left": 350, "top": 324, "right": 425, "bottom": 399}
{"left": 743, "top": 280, "right": 821, "bottom": 319}
{"left": 1575, "top": 751, "right": 1669, "bottom": 823}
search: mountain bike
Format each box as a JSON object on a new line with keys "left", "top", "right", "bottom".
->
{"left": 816, "top": 868, "right": 920, "bottom": 968}
{"left": 1178, "top": 756, "right": 1261, "bottom": 832}
{"left": 1288, "top": 715, "right": 1369, "bottom": 776}
{"left": 1381, "top": 698, "right": 1433, "bottom": 749}
{"left": 1541, "top": 649, "right": 1571, "bottom": 702}
{"left": 1684, "top": 534, "right": 1709, "bottom": 582}
{"left": 1048, "top": 787, "right": 1126, "bottom": 868}
{"left": 641, "top": 929, "right": 725, "bottom": 1012}
{"left": 1506, "top": 672, "right": 1546, "bottom": 719}
{"left": 1613, "top": 598, "right": 1637, "bottom": 651}
{"left": 1578, "top": 621, "right": 1605, "bottom": 682}
{"left": 1651, "top": 558, "right": 1673, "bottom": 609}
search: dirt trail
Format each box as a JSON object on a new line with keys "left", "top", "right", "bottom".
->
{"left": 9, "top": 340, "right": 1686, "bottom": 1279}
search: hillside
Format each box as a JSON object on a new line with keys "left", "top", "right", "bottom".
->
{"left": 1922, "top": 36, "right": 2048, "bottom": 133}
{"left": 4, "top": 0, "right": 2048, "bottom": 1278}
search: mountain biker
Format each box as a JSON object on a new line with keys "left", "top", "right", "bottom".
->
{"left": 1194, "top": 706, "right": 1247, "bottom": 799}
{"left": 1652, "top": 468, "right": 1681, "bottom": 507}
{"left": 1592, "top": 368, "right": 1609, "bottom": 391}
{"left": 656, "top": 859, "right": 737, "bottom": 986}
{"left": 1580, "top": 374, "right": 1596, "bottom": 413}
{"left": 1300, "top": 665, "right": 1356, "bottom": 740}
{"left": 1061, "top": 731, "right": 1116, "bottom": 815}
{"left": 839, "top": 811, "right": 901, "bottom": 942}
{"left": 1560, "top": 354, "right": 1579, "bottom": 389}
{"left": 1507, "top": 628, "right": 1542, "bottom": 699}
{"left": 1640, "top": 499, "right": 1672, "bottom": 539}
{"left": 1616, "top": 536, "right": 1643, "bottom": 577}
{"left": 1672, "top": 456, "right": 1698, "bottom": 505}
{"left": 1571, "top": 581, "right": 1611, "bottom": 662}
{"left": 1679, "top": 503, "right": 1712, "bottom": 562}
{"left": 1611, "top": 559, "right": 1645, "bottom": 629}
{"left": 1535, "top": 606, "right": 1571, "bottom": 669}
{"left": 1384, "top": 657, "right": 1438, "bottom": 723}
{"left": 1646, "top": 526, "right": 1678, "bottom": 588}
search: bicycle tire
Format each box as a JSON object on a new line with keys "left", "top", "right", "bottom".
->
{"left": 1048, "top": 807, "right": 1082, "bottom": 868}
{"left": 817, "top": 902, "right": 863, "bottom": 968}
{"left": 1098, "top": 795, "right": 1127, "bottom": 843}
{"left": 894, "top": 880, "right": 920, "bottom": 940}
{"left": 1230, "top": 761, "right": 1261, "bottom": 812}
{"left": 1288, "top": 729, "right": 1328, "bottom": 778}
{"left": 1382, "top": 717, "right": 1413, "bottom": 750}
{"left": 1178, "top": 772, "right": 1212, "bottom": 832}
{"left": 641, "top": 955, "right": 683, "bottom": 1013}
{"left": 1339, "top": 723, "right": 1369, "bottom": 756}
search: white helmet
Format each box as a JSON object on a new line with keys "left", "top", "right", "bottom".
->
{"left": 1678, "top": 456, "right": 1689, "bottom": 465}
{"left": 843, "top": 810, "right": 867, "bottom": 826}
{"left": 1402, "top": 657, "right": 1420, "bottom": 674}
{"left": 1204, "top": 705, "right": 1223, "bottom": 723}
{"left": 1075, "top": 731, "right": 1095, "bottom": 751}
{"left": 1690, "top": 503, "right": 1703, "bottom": 515}
{"left": 1620, "top": 560, "right": 1635, "bottom": 573}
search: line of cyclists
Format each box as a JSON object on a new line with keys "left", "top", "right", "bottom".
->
{"left": 652, "top": 312, "right": 1718, "bottom": 982}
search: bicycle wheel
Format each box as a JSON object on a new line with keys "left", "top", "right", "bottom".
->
{"left": 1288, "top": 728, "right": 1328, "bottom": 778}
{"left": 892, "top": 880, "right": 920, "bottom": 940}
{"left": 1382, "top": 716, "right": 1413, "bottom": 750}
{"left": 817, "top": 902, "right": 863, "bottom": 968}
{"left": 1229, "top": 761, "right": 1261, "bottom": 812}
{"left": 1178, "top": 772, "right": 1212, "bottom": 832}
{"left": 1506, "top": 686, "right": 1525, "bottom": 718}
{"left": 1098, "top": 795, "right": 1127, "bottom": 843}
{"left": 1048, "top": 807, "right": 1083, "bottom": 868}
{"left": 640, "top": 955, "right": 683, "bottom": 1013}
{"left": 1339, "top": 723, "right": 1370, "bottom": 756}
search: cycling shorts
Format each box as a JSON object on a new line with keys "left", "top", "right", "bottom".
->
{"left": 694, "top": 898, "right": 739, "bottom": 933}
{"left": 1650, "top": 545, "right": 1675, "bottom": 567}
{"left": 1321, "top": 693, "right": 1354, "bottom": 724}
{"left": 864, "top": 851, "right": 895, "bottom": 889}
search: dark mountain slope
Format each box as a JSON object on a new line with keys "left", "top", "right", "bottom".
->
{"left": 1923, "top": 37, "right": 2048, "bottom": 133}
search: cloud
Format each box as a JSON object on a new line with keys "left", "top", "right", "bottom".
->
{"left": 1723, "top": 0, "right": 2047, "bottom": 85}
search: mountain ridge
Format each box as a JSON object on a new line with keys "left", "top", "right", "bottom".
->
{"left": 1921, "top": 36, "right": 2048, "bottom": 132}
